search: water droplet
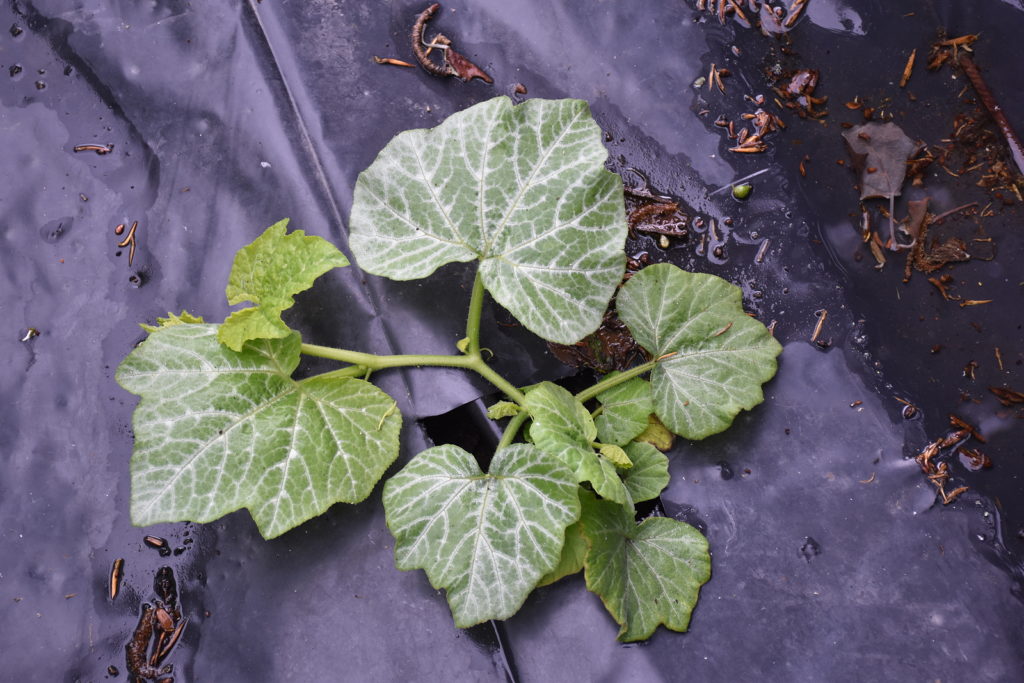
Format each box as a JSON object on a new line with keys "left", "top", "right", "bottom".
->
{"left": 10, "top": 24, "right": 23, "bottom": 37}
{"left": 39, "top": 217, "right": 73, "bottom": 243}
{"left": 34, "top": 80, "right": 46, "bottom": 90}
{"left": 800, "top": 536, "right": 821, "bottom": 561}
{"left": 9, "top": 64, "right": 23, "bottom": 78}
{"left": 717, "top": 460, "right": 734, "bottom": 480}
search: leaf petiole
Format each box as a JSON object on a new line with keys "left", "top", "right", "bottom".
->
{"left": 496, "top": 411, "right": 529, "bottom": 451}
{"left": 575, "top": 356, "right": 668, "bottom": 404}
{"left": 464, "top": 271, "right": 486, "bottom": 357}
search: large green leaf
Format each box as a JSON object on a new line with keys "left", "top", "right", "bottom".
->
{"left": 117, "top": 324, "right": 400, "bottom": 539}
{"left": 617, "top": 264, "right": 782, "bottom": 440}
{"left": 620, "top": 442, "right": 669, "bottom": 503}
{"left": 595, "top": 376, "right": 654, "bottom": 446}
{"left": 383, "top": 444, "right": 580, "bottom": 627}
{"left": 526, "top": 382, "right": 629, "bottom": 504}
{"left": 349, "top": 96, "right": 627, "bottom": 345}
{"left": 580, "top": 491, "right": 711, "bottom": 642}
{"left": 218, "top": 219, "right": 349, "bottom": 351}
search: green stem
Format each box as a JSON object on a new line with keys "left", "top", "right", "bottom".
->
{"left": 470, "top": 359, "right": 528, "bottom": 405}
{"left": 311, "top": 366, "right": 370, "bottom": 381}
{"left": 575, "top": 358, "right": 662, "bottom": 403}
{"left": 496, "top": 411, "right": 528, "bottom": 450}
{"left": 300, "top": 342, "right": 527, "bottom": 406}
{"left": 301, "top": 343, "right": 477, "bottom": 370}
{"left": 465, "top": 271, "right": 486, "bottom": 357}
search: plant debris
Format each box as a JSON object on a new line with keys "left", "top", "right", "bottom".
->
{"left": 958, "top": 447, "right": 992, "bottom": 471}
{"left": 903, "top": 203, "right": 971, "bottom": 281}
{"left": 899, "top": 49, "right": 916, "bottom": 88}
{"left": 373, "top": 56, "right": 415, "bottom": 68}
{"left": 957, "top": 53, "right": 1024, "bottom": 177}
{"left": 695, "top": 0, "right": 810, "bottom": 33}
{"left": 548, "top": 308, "right": 647, "bottom": 374}
{"left": 926, "top": 33, "right": 978, "bottom": 72}
{"left": 73, "top": 143, "right": 113, "bottom": 155}
{"left": 989, "top": 386, "right": 1024, "bottom": 407}
{"left": 775, "top": 69, "right": 827, "bottom": 118}
{"left": 411, "top": 3, "right": 493, "bottom": 84}
{"left": 116, "top": 221, "right": 140, "bottom": 267}
{"left": 716, "top": 104, "right": 785, "bottom": 153}
{"left": 109, "top": 558, "right": 124, "bottom": 601}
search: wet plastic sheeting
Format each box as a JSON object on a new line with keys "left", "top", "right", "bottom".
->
{"left": 1, "top": 0, "right": 1022, "bottom": 681}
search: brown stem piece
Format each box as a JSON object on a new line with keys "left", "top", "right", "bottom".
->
{"left": 411, "top": 4, "right": 449, "bottom": 77}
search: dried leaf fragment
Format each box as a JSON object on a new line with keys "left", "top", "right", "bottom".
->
{"left": 989, "top": 386, "right": 1024, "bottom": 406}
{"left": 842, "top": 122, "right": 922, "bottom": 202}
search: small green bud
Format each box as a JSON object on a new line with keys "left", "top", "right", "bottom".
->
{"left": 731, "top": 183, "right": 752, "bottom": 200}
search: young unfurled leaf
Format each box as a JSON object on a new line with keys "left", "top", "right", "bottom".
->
{"left": 580, "top": 491, "right": 711, "bottom": 642}
{"left": 617, "top": 264, "right": 782, "bottom": 440}
{"left": 117, "top": 324, "right": 400, "bottom": 539}
{"left": 598, "top": 444, "right": 632, "bottom": 469}
{"left": 537, "top": 521, "right": 587, "bottom": 587}
{"left": 619, "top": 442, "right": 669, "bottom": 503}
{"left": 139, "top": 310, "right": 205, "bottom": 333}
{"left": 383, "top": 444, "right": 580, "bottom": 627}
{"left": 218, "top": 219, "right": 349, "bottom": 351}
{"left": 526, "top": 382, "right": 629, "bottom": 504}
{"left": 486, "top": 400, "right": 521, "bottom": 420}
{"left": 842, "top": 122, "right": 922, "bottom": 202}
{"left": 595, "top": 375, "right": 653, "bottom": 446}
{"left": 349, "top": 96, "right": 627, "bottom": 345}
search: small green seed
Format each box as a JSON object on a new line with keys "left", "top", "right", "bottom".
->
{"left": 732, "top": 184, "right": 752, "bottom": 200}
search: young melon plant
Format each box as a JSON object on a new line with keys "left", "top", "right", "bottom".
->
{"left": 117, "top": 96, "right": 781, "bottom": 641}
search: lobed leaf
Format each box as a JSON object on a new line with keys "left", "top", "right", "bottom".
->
{"left": 349, "top": 96, "right": 627, "bottom": 344}
{"left": 383, "top": 444, "right": 580, "bottom": 627}
{"left": 218, "top": 219, "right": 349, "bottom": 351}
{"left": 580, "top": 491, "right": 711, "bottom": 642}
{"left": 617, "top": 264, "right": 782, "bottom": 440}
{"left": 526, "top": 382, "right": 628, "bottom": 504}
{"left": 619, "top": 442, "right": 669, "bottom": 503}
{"left": 117, "top": 324, "right": 400, "bottom": 539}
{"left": 595, "top": 375, "right": 654, "bottom": 446}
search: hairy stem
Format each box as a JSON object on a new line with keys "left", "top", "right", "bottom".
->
{"left": 496, "top": 411, "right": 529, "bottom": 451}
{"left": 469, "top": 359, "right": 527, "bottom": 405}
{"left": 300, "top": 342, "right": 527, "bottom": 405}
{"left": 301, "top": 343, "right": 476, "bottom": 370}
